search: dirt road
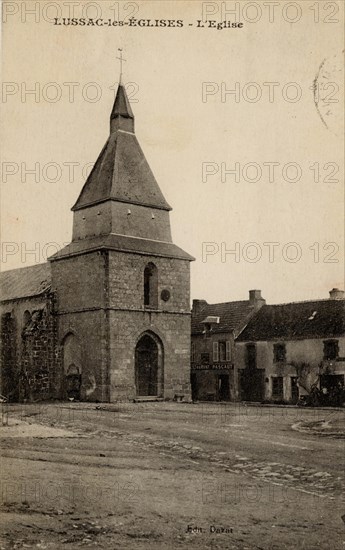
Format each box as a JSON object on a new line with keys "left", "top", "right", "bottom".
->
{"left": 0, "top": 402, "right": 344, "bottom": 549}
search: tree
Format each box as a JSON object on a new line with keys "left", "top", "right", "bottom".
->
{"left": 291, "top": 361, "right": 319, "bottom": 394}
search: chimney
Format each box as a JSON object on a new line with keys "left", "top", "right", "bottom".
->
{"left": 329, "top": 288, "right": 345, "bottom": 300}
{"left": 192, "top": 299, "right": 207, "bottom": 315}
{"left": 249, "top": 289, "right": 266, "bottom": 309}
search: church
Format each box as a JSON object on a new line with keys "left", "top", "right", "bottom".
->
{"left": 0, "top": 80, "right": 194, "bottom": 403}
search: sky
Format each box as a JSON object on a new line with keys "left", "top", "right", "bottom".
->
{"left": 1, "top": 0, "right": 344, "bottom": 305}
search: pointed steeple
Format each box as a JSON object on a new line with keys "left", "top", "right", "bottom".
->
{"left": 72, "top": 83, "right": 171, "bottom": 214}
{"left": 50, "top": 69, "right": 194, "bottom": 263}
{"left": 110, "top": 84, "right": 134, "bottom": 133}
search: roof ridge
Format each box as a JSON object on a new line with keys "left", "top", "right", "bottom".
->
{"left": 202, "top": 299, "right": 251, "bottom": 307}
{"left": 263, "top": 298, "right": 344, "bottom": 307}
{"left": 237, "top": 297, "right": 345, "bottom": 342}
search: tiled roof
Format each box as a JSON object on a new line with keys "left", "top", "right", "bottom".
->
{"left": 192, "top": 300, "right": 257, "bottom": 335}
{"left": 237, "top": 300, "right": 345, "bottom": 341}
{"left": 49, "top": 234, "right": 194, "bottom": 262}
{"left": 73, "top": 85, "right": 171, "bottom": 212}
{"left": 0, "top": 263, "right": 51, "bottom": 302}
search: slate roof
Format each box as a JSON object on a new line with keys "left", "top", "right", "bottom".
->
{"left": 192, "top": 300, "right": 257, "bottom": 335}
{"left": 49, "top": 234, "right": 194, "bottom": 262}
{"left": 73, "top": 85, "right": 171, "bottom": 212}
{"left": 0, "top": 263, "right": 51, "bottom": 302}
{"left": 237, "top": 300, "right": 345, "bottom": 341}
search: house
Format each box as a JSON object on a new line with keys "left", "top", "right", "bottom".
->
{"left": 190, "top": 290, "right": 265, "bottom": 401}
{"left": 235, "top": 289, "right": 345, "bottom": 404}
{"left": 0, "top": 80, "right": 194, "bottom": 403}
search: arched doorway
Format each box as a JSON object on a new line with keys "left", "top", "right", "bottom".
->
{"left": 135, "top": 333, "right": 163, "bottom": 397}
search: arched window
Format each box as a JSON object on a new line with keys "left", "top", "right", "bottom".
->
{"left": 144, "top": 263, "right": 158, "bottom": 308}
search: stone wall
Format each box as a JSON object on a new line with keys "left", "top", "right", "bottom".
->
{"left": 51, "top": 250, "right": 109, "bottom": 402}
{"left": 50, "top": 248, "right": 192, "bottom": 402}
{"left": 0, "top": 293, "right": 60, "bottom": 402}
{"left": 109, "top": 310, "right": 191, "bottom": 401}
{"left": 56, "top": 310, "right": 108, "bottom": 402}
{"left": 72, "top": 202, "right": 172, "bottom": 243}
{"left": 20, "top": 295, "right": 61, "bottom": 401}
{"left": 0, "top": 310, "right": 18, "bottom": 400}
{"left": 108, "top": 251, "right": 190, "bottom": 312}
{"left": 51, "top": 251, "right": 107, "bottom": 312}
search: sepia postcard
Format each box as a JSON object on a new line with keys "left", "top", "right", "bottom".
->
{"left": 0, "top": 1, "right": 344, "bottom": 549}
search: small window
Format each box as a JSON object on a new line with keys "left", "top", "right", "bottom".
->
{"left": 219, "top": 341, "right": 226, "bottom": 362}
{"left": 226, "top": 341, "right": 231, "bottom": 361}
{"left": 272, "top": 377, "right": 284, "bottom": 398}
{"left": 323, "top": 340, "right": 339, "bottom": 360}
{"left": 217, "top": 341, "right": 232, "bottom": 362}
{"left": 213, "top": 342, "right": 219, "bottom": 362}
{"left": 204, "top": 324, "right": 211, "bottom": 338}
{"left": 201, "top": 353, "right": 209, "bottom": 365}
{"left": 273, "top": 343, "right": 286, "bottom": 363}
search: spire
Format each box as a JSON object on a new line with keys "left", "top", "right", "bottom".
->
{"left": 110, "top": 84, "right": 134, "bottom": 133}
{"left": 65, "top": 62, "right": 194, "bottom": 261}
{"left": 72, "top": 75, "right": 171, "bottom": 214}
{"left": 110, "top": 48, "right": 134, "bottom": 133}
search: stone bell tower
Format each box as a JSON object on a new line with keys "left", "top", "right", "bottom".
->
{"left": 49, "top": 75, "right": 194, "bottom": 402}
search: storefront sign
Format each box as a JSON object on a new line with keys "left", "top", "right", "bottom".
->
{"left": 192, "top": 363, "right": 233, "bottom": 371}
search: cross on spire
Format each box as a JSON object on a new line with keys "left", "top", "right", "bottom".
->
{"left": 116, "top": 48, "right": 126, "bottom": 84}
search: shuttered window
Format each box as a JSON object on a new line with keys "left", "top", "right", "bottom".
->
{"left": 214, "top": 341, "right": 231, "bottom": 362}
{"left": 213, "top": 341, "right": 219, "bottom": 362}
{"left": 219, "top": 341, "right": 226, "bottom": 361}
{"left": 226, "top": 341, "right": 231, "bottom": 361}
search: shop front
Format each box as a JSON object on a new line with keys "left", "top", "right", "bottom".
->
{"left": 191, "top": 363, "right": 233, "bottom": 401}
